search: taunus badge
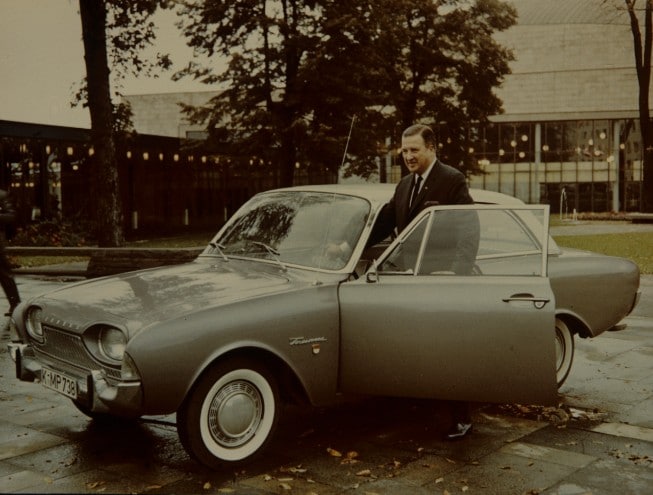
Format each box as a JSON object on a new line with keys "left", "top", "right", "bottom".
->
{"left": 289, "top": 336, "right": 327, "bottom": 355}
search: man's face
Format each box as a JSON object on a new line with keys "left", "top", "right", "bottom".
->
{"left": 401, "top": 134, "right": 436, "bottom": 175}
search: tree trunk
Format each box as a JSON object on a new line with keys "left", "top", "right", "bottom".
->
{"left": 79, "top": 0, "right": 125, "bottom": 245}
{"left": 627, "top": 0, "right": 653, "bottom": 211}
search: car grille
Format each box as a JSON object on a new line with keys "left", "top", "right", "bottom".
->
{"left": 33, "top": 326, "right": 121, "bottom": 380}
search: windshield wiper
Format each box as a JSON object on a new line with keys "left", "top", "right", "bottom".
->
{"left": 209, "top": 241, "right": 229, "bottom": 261}
{"left": 252, "top": 241, "right": 287, "bottom": 271}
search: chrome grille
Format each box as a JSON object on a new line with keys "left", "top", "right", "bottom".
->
{"left": 34, "top": 326, "right": 121, "bottom": 380}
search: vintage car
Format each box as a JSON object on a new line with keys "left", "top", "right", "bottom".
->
{"left": 8, "top": 184, "right": 640, "bottom": 469}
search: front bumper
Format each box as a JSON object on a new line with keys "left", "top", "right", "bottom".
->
{"left": 8, "top": 342, "right": 143, "bottom": 418}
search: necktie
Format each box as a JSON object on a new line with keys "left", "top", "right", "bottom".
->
{"left": 409, "top": 175, "right": 422, "bottom": 208}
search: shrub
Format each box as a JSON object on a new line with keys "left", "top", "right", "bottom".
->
{"left": 10, "top": 219, "right": 93, "bottom": 247}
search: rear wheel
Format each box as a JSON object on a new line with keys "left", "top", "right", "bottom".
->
{"left": 555, "top": 317, "right": 574, "bottom": 388}
{"left": 177, "top": 358, "right": 280, "bottom": 469}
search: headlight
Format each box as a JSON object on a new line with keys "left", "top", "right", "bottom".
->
{"left": 98, "top": 327, "right": 127, "bottom": 361}
{"left": 25, "top": 306, "right": 43, "bottom": 339}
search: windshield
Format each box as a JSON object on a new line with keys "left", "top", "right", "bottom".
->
{"left": 209, "top": 191, "right": 370, "bottom": 270}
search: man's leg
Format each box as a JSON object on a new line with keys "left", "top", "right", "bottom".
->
{"left": 444, "top": 400, "right": 473, "bottom": 440}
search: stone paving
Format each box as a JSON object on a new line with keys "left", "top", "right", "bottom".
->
{"left": 0, "top": 267, "right": 651, "bottom": 493}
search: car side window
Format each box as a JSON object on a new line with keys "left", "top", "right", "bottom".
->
{"left": 376, "top": 207, "right": 548, "bottom": 277}
{"left": 418, "top": 210, "right": 480, "bottom": 276}
{"left": 377, "top": 218, "right": 427, "bottom": 274}
{"left": 472, "top": 209, "right": 545, "bottom": 276}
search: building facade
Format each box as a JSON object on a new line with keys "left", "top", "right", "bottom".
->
{"left": 466, "top": 0, "right": 647, "bottom": 213}
{"left": 126, "top": 0, "right": 649, "bottom": 214}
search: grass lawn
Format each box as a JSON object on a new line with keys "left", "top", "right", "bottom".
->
{"left": 553, "top": 231, "right": 653, "bottom": 275}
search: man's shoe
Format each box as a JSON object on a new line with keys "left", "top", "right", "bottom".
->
{"left": 444, "top": 422, "right": 473, "bottom": 441}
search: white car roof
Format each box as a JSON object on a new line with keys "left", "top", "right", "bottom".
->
{"left": 273, "top": 183, "right": 526, "bottom": 207}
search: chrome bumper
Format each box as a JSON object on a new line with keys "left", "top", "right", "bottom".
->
{"left": 8, "top": 342, "right": 143, "bottom": 417}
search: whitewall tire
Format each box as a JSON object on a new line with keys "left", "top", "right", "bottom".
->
{"left": 555, "top": 317, "right": 574, "bottom": 388}
{"left": 177, "top": 358, "right": 280, "bottom": 469}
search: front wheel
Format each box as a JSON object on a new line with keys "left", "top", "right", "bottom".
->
{"left": 555, "top": 318, "right": 574, "bottom": 388}
{"left": 177, "top": 358, "right": 280, "bottom": 469}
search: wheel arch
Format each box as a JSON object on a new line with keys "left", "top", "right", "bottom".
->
{"left": 185, "top": 346, "right": 311, "bottom": 409}
{"left": 556, "top": 311, "right": 593, "bottom": 339}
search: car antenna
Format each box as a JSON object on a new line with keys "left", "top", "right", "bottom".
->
{"left": 340, "top": 115, "right": 356, "bottom": 169}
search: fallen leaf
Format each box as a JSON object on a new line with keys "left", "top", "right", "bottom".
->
{"left": 327, "top": 447, "right": 342, "bottom": 457}
{"left": 435, "top": 477, "right": 444, "bottom": 484}
{"left": 277, "top": 477, "right": 294, "bottom": 482}
{"left": 356, "top": 469, "right": 372, "bottom": 477}
{"left": 281, "top": 465, "right": 307, "bottom": 474}
{"left": 263, "top": 474, "right": 273, "bottom": 482}
{"left": 203, "top": 482, "right": 211, "bottom": 490}
{"left": 462, "top": 487, "right": 469, "bottom": 492}
{"left": 279, "top": 482, "right": 292, "bottom": 490}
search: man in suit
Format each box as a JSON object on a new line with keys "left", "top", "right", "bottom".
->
{"left": 371, "top": 124, "right": 474, "bottom": 240}
{"left": 369, "top": 123, "right": 475, "bottom": 440}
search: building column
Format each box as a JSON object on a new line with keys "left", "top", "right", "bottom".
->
{"left": 533, "top": 123, "right": 542, "bottom": 204}
{"left": 612, "top": 120, "right": 621, "bottom": 212}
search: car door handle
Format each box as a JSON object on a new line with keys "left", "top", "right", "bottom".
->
{"left": 502, "top": 294, "right": 550, "bottom": 309}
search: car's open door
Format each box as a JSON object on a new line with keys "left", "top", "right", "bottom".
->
{"left": 339, "top": 205, "right": 558, "bottom": 405}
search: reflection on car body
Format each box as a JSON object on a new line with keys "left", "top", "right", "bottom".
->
{"left": 8, "top": 184, "right": 640, "bottom": 469}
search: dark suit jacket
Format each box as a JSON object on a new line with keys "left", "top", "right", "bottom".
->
{"left": 369, "top": 160, "right": 474, "bottom": 245}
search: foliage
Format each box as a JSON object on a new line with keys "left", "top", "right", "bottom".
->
{"left": 72, "top": 0, "right": 173, "bottom": 106}
{"left": 173, "top": 0, "right": 517, "bottom": 184}
{"left": 10, "top": 220, "right": 93, "bottom": 247}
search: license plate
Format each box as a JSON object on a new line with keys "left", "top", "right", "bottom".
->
{"left": 41, "top": 367, "right": 78, "bottom": 399}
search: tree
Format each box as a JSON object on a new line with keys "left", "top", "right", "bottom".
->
{"left": 175, "top": 0, "right": 326, "bottom": 187}
{"left": 79, "top": 0, "right": 123, "bottom": 247}
{"left": 306, "top": 0, "right": 517, "bottom": 179}
{"left": 624, "top": 0, "right": 653, "bottom": 211}
{"left": 175, "top": 0, "right": 516, "bottom": 184}
{"left": 76, "top": 0, "right": 172, "bottom": 246}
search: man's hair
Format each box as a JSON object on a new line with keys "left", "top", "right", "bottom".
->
{"left": 402, "top": 124, "right": 436, "bottom": 149}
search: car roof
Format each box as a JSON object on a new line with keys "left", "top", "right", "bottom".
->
{"left": 269, "top": 183, "right": 525, "bottom": 206}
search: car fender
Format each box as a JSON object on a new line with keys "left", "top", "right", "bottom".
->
{"left": 127, "top": 282, "right": 341, "bottom": 414}
{"left": 548, "top": 252, "right": 640, "bottom": 336}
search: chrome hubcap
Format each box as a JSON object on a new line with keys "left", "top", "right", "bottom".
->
{"left": 208, "top": 380, "right": 263, "bottom": 447}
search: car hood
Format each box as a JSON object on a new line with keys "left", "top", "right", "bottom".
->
{"left": 31, "top": 259, "right": 296, "bottom": 334}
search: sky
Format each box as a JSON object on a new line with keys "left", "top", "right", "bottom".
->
{"left": 0, "top": 0, "right": 209, "bottom": 128}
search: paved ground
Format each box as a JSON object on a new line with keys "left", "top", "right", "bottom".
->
{"left": 1, "top": 223, "right": 652, "bottom": 494}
